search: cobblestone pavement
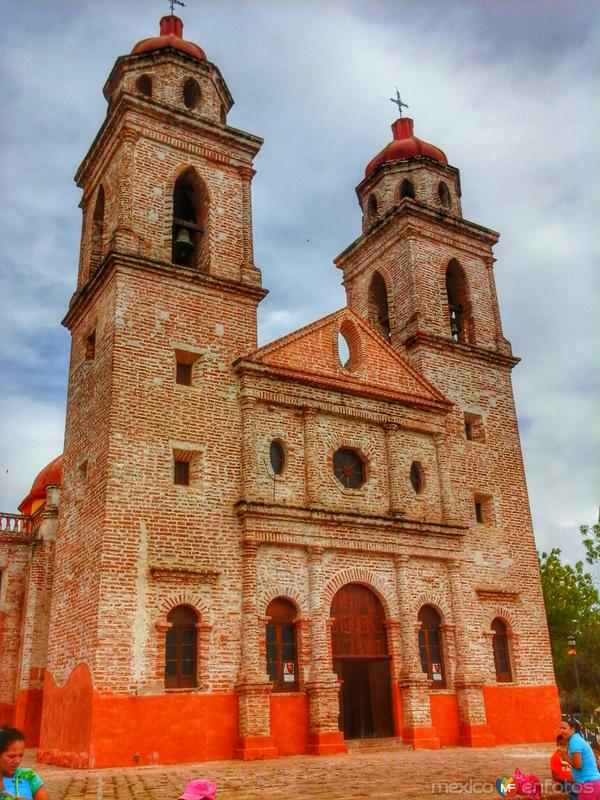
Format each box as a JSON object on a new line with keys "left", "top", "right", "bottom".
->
{"left": 31, "top": 743, "right": 557, "bottom": 800}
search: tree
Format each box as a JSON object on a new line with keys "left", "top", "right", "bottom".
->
{"left": 581, "top": 515, "right": 600, "bottom": 565}
{"left": 538, "top": 548, "right": 600, "bottom": 713}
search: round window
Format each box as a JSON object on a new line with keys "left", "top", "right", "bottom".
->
{"left": 269, "top": 441, "right": 285, "bottom": 475}
{"left": 183, "top": 78, "right": 201, "bottom": 110}
{"left": 410, "top": 461, "right": 423, "bottom": 493}
{"left": 333, "top": 448, "right": 365, "bottom": 489}
{"left": 438, "top": 181, "right": 452, "bottom": 209}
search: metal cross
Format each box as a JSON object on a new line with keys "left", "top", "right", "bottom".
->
{"left": 390, "top": 88, "right": 409, "bottom": 118}
{"left": 169, "top": 0, "right": 185, "bottom": 13}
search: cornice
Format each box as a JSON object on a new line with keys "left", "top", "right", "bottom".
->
{"left": 235, "top": 500, "right": 467, "bottom": 556}
{"left": 234, "top": 359, "right": 452, "bottom": 416}
{"left": 75, "top": 93, "right": 262, "bottom": 190}
{"left": 62, "top": 251, "right": 267, "bottom": 330}
{"left": 335, "top": 200, "right": 499, "bottom": 272}
{"left": 403, "top": 332, "right": 520, "bottom": 370}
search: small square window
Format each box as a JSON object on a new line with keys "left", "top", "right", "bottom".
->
{"left": 85, "top": 331, "right": 96, "bottom": 360}
{"left": 174, "top": 460, "right": 190, "bottom": 486}
{"left": 464, "top": 412, "right": 485, "bottom": 442}
{"left": 176, "top": 361, "right": 192, "bottom": 386}
{"left": 474, "top": 493, "right": 494, "bottom": 526}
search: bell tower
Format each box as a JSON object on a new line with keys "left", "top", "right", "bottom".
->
{"left": 40, "top": 15, "right": 267, "bottom": 767}
{"left": 335, "top": 114, "right": 554, "bottom": 746}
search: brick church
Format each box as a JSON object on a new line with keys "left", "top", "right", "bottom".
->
{"left": 0, "top": 13, "right": 560, "bottom": 768}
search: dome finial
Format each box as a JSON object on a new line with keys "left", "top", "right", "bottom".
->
{"left": 390, "top": 87, "right": 409, "bottom": 119}
{"left": 168, "top": 0, "right": 185, "bottom": 14}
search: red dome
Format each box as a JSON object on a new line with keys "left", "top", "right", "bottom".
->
{"left": 18, "top": 455, "right": 63, "bottom": 515}
{"left": 365, "top": 118, "right": 447, "bottom": 178}
{"left": 131, "top": 15, "right": 206, "bottom": 60}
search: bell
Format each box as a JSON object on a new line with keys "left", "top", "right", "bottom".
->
{"left": 450, "top": 312, "right": 461, "bottom": 340}
{"left": 174, "top": 227, "right": 194, "bottom": 262}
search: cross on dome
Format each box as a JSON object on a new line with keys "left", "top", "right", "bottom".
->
{"left": 169, "top": 0, "right": 185, "bottom": 14}
{"left": 390, "top": 88, "right": 409, "bottom": 118}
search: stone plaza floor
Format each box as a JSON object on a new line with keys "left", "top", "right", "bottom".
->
{"left": 30, "top": 743, "right": 560, "bottom": 799}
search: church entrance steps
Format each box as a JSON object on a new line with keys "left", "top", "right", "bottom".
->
{"left": 345, "top": 735, "right": 407, "bottom": 752}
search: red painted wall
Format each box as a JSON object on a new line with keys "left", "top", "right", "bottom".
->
{"left": 14, "top": 689, "right": 44, "bottom": 746}
{"left": 270, "top": 694, "right": 309, "bottom": 755}
{"left": 0, "top": 703, "right": 14, "bottom": 727}
{"left": 430, "top": 693, "right": 460, "bottom": 747}
{"left": 39, "top": 664, "right": 238, "bottom": 768}
{"left": 484, "top": 684, "right": 561, "bottom": 744}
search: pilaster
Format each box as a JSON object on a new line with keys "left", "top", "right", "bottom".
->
{"left": 394, "top": 554, "right": 439, "bottom": 748}
{"left": 305, "top": 546, "right": 346, "bottom": 755}
{"left": 447, "top": 560, "right": 495, "bottom": 746}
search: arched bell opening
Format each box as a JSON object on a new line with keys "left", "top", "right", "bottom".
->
{"left": 331, "top": 583, "right": 393, "bottom": 740}
{"left": 368, "top": 271, "right": 391, "bottom": 341}
{"left": 445, "top": 258, "right": 474, "bottom": 344}
{"left": 172, "top": 167, "right": 209, "bottom": 269}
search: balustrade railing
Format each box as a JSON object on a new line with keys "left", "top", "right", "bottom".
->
{"left": 0, "top": 512, "right": 33, "bottom": 540}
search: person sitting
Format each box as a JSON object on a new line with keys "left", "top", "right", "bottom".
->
{"left": 0, "top": 727, "right": 49, "bottom": 800}
{"left": 560, "top": 717, "right": 600, "bottom": 799}
{"left": 550, "top": 734, "right": 577, "bottom": 800}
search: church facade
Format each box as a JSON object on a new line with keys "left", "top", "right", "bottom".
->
{"left": 0, "top": 15, "right": 560, "bottom": 768}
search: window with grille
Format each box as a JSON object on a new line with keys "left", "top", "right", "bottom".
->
{"left": 418, "top": 605, "right": 445, "bottom": 685}
{"left": 265, "top": 598, "right": 298, "bottom": 692}
{"left": 333, "top": 448, "right": 365, "bottom": 489}
{"left": 176, "top": 361, "right": 192, "bottom": 386}
{"left": 269, "top": 441, "right": 285, "bottom": 475}
{"left": 492, "top": 618, "right": 513, "bottom": 682}
{"left": 165, "top": 605, "right": 198, "bottom": 688}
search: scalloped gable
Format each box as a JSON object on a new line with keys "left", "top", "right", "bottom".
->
{"left": 247, "top": 308, "right": 450, "bottom": 407}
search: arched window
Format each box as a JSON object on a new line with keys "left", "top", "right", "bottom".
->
{"left": 418, "top": 605, "right": 445, "bottom": 685}
{"left": 165, "top": 605, "right": 198, "bottom": 688}
{"left": 445, "top": 259, "right": 474, "bottom": 344}
{"left": 266, "top": 598, "right": 298, "bottom": 691}
{"left": 368, "top": 272, "right": 391, "bottom": 340}
{"left": 136, "top": 74, "right": 152, "bottom": 97}
{"left": 367, "top": 193, "right": 378, "bottom": 218}
{"left": 400, "top": 178, "right": 415, "bottom": 200}
{"left": 172, "top": 168, "right": 209, "bottom": 269}
{"left": 90, "top": 185, "right": 105, "bottom": 273}
{"left": 492, "top": 618, "right": 513, "bottom": 682}
{"left": 438, "top": 181, "right": 452, "bottom": 208}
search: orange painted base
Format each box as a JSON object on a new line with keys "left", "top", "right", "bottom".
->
{"left": 270, "top": 694, "right": 309, "bottom": 756}
{"left": 39, "top": 664, "right": 238, "bottom": 768}
{"left": 430, "top": 693, "right": 460, "bottom": 747}
{"left": 458, "top": 724, "right": 495, "bottom": 748}
{"left": 307, "top": 731, "right": 347, "bottom": 755}
{"left": 483, "top": 684, "right": 561, "bottom": 745}
{"left": 235, "top": 736, "right": 278, "bottom": 761}
{"left": 402, "top": 726, "right": 440, "bottom": 750}
{"left": 0, "top": 703, "right": 14, "bottom": 727}
{"left": 14, "top": 688, "right": 44, "bottom": 747}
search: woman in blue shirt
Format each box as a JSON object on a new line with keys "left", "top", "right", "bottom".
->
{"left": 560, "top": 718, "right": 600, "bottom": 798}
{"left": 0, "top": 728, "right": 49, "bottom": 800}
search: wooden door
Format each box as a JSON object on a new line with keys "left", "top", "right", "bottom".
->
{"left": 331, "top": 584, "right": 393, "bottom": 739}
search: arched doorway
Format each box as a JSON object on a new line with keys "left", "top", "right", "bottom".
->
{"left": 331, "top": 583, "right": 393, "bottom": 739}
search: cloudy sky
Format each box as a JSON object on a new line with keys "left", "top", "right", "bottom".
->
{"left": 0, "top": 1, "right": 598, "bottom": 566}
